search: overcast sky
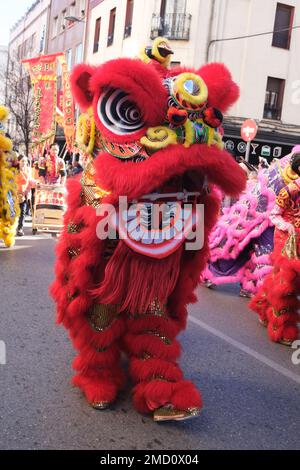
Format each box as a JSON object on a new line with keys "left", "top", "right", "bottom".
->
{"left": 1, "top": 0, "right": 35, "bottom": 46}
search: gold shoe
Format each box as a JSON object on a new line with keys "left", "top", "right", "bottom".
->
{"left": 279, "top": 338, "right": 293, "bottom": 347}
{"left": 153, "top": 405, "right": 201, "bottom": 422}
{"left": 258, "top": 318, "right": 268, "bottom": 328}
{"left": 90, "top": 401, "right": 111, "bottom": 410}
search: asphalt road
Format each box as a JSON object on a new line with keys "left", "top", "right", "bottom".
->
{"left": 0, "top": 221, "right": 299, "bottom": 450}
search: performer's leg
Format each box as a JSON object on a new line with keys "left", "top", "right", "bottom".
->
{"left": 266, "top": 267, "right": 299, "bottom": 345}
{"left": 17, "top": 200, "right": 26, "bottom": 234}
{"left": 123, "top": 300, "right": 202, "bottom": 421}
{"left": 249, "top": 276, "right": 271, "bottom": 326}
{"left": 69, "top": 304, "right": 126, "bottom": 408}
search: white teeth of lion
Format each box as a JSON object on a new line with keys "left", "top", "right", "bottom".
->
{"left": 130, "top": 227, "right": 142, "bottom": 241}
{"left": 141, "top": 231, "right": 153, "bottom": 244}
{"left": 174, "top": 218, "right": 184, "bottom": 232}
{"left": 127, "top": 207, "right": 138, "bottom": 218}
{"left": 182, "top": 208, "right": 192, "bottom": 220}
{"left": 153, "top": 231, "right": 164, "bottom": 244}
{"left": 127, "top": 218, "right": 139, "bottom": 233}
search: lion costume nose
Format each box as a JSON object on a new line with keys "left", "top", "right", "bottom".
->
{"left": 167, "top": 107, "right": 188, "bottom": 126}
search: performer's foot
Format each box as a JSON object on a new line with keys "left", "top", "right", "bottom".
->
{"left": 202, "top": 279, "right": 215, "bottom": 288}
{"left": 258, "top": 318, "right": 268, "bottom": 328}
{"left": 90, "top": 401, "right": 111, "bottom": 410}
{"left": 278, "top": 338, "right": 294, "bottom": 347}
{"left": 278, "top": 321, "right": 300, "bottom": 347}
{"left": 72, "top": 372, "right": 123, "bottom": 410}
{"left": 239, "top": 288, "right": 252, "bottom": 298}
{"left": 153, "top": 404, "right": 201, "bottom": 422}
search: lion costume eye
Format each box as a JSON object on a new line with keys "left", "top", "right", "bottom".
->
{"left": 97, "top": 88, "right": 145, "bottom": 135}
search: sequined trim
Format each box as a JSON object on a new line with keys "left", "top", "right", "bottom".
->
{"left": 68, "top": 247, "right": 81, "bottom": 259}
{"left": 81, "top": 185, "right": 102, "bottom": 208}
{"left": 145, "top": 330, "right": 172, "bottom": 345}
{"left": 272, "top": 307, "right": 290, "bottom": 317}
{"left": 80, "top": 163, "right": 110, "bottom": 208}
{"left": 149, "top": 375, "right": 173, "bottom": 383}
{"left": 141, "top": 352, "right": 153, "bottom": 360}
{"left": 67, "top": 290, "right": 78, "bottom": 302}
{"left": 130, "top": 299, "right": 168, "bottom": 319}
{"left": 67, "top": 222, "right": 83, "bottom": 234}
{"left": 87, "top": 303, "right": 120, "bottom": 332}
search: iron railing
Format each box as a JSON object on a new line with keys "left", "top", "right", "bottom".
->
{"left": 263, "top": 105, "right": 282, "bottom": 121}
{"left": 150, "top": 13, "right": 191, "bottom": 41}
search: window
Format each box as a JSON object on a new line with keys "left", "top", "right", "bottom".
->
{"left": 17, "top": 44, "right": 22, "bottom": 60}
{"left": 93, "top": 17, "right": 101, "bottom": 53}
{"left": 24, "top": 38, "right": 30, "bottom": 58}
{"left": 39, "top": 25, "right": 46, "bottom": 53}
{"left": 272, "top": 3, "right": 294, "bottom": 49}
{"left": 160, "top": 0, "right": 186, "bottom": 15}
{"left": 107, "top": 8, "right": 116, "bottom": 46}
{"left": 57, "top": 60, "right": 62, "bottom": 78}
{"left": 61, "top": 9, "right": 67, "bottom": 31}
{"left": 124, "top": 0, "right": 134, "bottom": 38}
{"left": 30, "top": 33, "right": 36, "bottom": 53}
{"left": 52, "top": 16, "right": 58, "bottom": 37}
{"left": 66, "top": 48, "right": 72, "bottom": 71}
{"left": 263, "top": 77, "right": 285, "bottom": 121}
{"left": 151, "top": 0, "right": 191, "bottom": 41}
{"left": 75, "top": 43, "right": 83, "bottom": 64}
{"left": 79, "top": 0, "right": 86, "bottom": 17}
{"left": 69, "top": 1, "right": 76, "bottom": 17}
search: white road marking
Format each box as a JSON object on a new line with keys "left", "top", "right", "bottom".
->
{"left": 0, "top": 245, "right": 31, "bottom": 251}
{"left": 189, "top": 315, "right": 300, "bottom": 385}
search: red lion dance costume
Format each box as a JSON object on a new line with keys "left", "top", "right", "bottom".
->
{"left": 250, "top": 163, "right": 300, "bottom": 346}
{"left": 51, "top": 39, "right": 245, "bottom": 421}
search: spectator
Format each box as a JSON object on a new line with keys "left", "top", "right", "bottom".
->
{"left": 16, "top": 155, "right": 31, "bottom": 236}
{"left": 38, "top": 143, "right": 66, "bottom": 185}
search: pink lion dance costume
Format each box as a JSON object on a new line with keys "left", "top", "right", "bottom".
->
{"left": 203, "top": 149, "right": 300, "bottom": 297}
{"left": 51, "top": 39, "right": 245, "bottom": 421}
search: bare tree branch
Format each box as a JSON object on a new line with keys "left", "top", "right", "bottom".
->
{"left": 1, "top": 52, "right": 34, "bottom": 156}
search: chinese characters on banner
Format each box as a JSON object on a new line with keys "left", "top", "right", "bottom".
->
{"left": 22, "top": 53, "right": 61, "bottom": 144}
{"left": 22, "top": 53, "right": 75, "bottom": 150}
{"left": 58, "top": 55, "right": 75, "bottom": 150}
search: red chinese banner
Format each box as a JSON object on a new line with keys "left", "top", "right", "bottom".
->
{"left": 58, "top": 55, "right": 75, "bottom": 150}
{"left": 23, "top": 53, "right": 62, "bottom": 145}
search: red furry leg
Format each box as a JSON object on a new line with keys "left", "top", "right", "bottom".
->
{"left": 264, "top": 266, "right": 300, "bottom": 344}
{"left": 249, "top": 282, "right": 270, "bottom": 325}
{"left": 122, "top": 302, "right": 202, "bottom": 416}
{"left": 69, "top": 307, "right": 127, "bottom": 406}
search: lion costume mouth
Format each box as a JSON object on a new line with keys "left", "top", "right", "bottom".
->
{"left": 110, "top": 171, "right": 206, "bottom": 259}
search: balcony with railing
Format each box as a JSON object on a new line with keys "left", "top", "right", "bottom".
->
{"left": 263, "top": 105, "right": 282, "bottom": 121}
{"left": 150, "top": 13, "right": 192, "bottom": 41}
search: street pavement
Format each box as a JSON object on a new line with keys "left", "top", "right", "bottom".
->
{"left": 0, "top": 220, "right": 299, "bottom": 450}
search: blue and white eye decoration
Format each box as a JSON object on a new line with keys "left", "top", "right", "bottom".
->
{"left": 97, "top": 88, "right": 145, "bottom": 135}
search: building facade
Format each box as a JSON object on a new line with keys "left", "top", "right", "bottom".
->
{"left": 86, "top": 0, "right": 300, "bottom": 161}
{"left": 6, "top": 0, "right": 300, "bottom": 160}
{"left": 7, "top": 0, "right": 51, "bottom": 147}
{"left": 45, "top": 0, "right": 87, "bottom": 72}
{"left": 209, "top": 0, "right": 300, "bottom": 127}
{"left": 8, "top": 0, "right": 51, "bottom": 62}
{"left": 0, "top": 46, "right": 8, "bottom": 104}
{"left": 86, "top": 0, "right": 205, "bottom": 66}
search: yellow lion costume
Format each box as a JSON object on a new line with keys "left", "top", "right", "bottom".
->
{"left": 0, "top": 106, "right": 19, "bottom": 247}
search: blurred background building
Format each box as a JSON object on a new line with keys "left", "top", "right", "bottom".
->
{"left": 5, "top": 0, "right": 300, "bottom": 161}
